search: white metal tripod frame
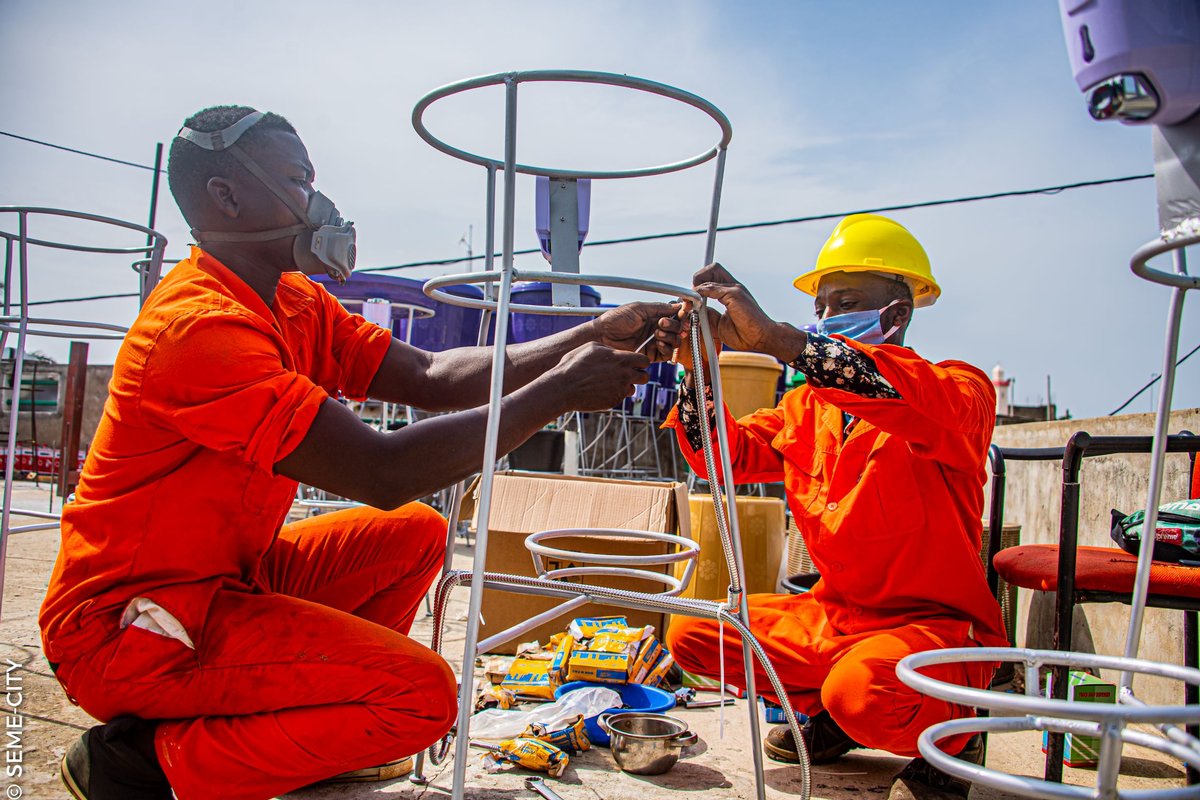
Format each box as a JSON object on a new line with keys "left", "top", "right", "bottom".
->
{"left": 897, "top": 646, "right": 1200, "bottom": 800}
{"left": 408, "top": 69, "right": 808, "bottom": 800}
{"left": 0, "top": 207, "right": 167, "bottom": 623}
{"left": 422, "top": 277, "right": 808, "bottom": 798}
{"left": 897, "top": 233, "right": 1200, "bottom": 800}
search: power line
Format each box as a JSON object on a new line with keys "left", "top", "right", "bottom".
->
{"left": 0, "top": 130, "right": 165, "bottom": 173}
{"left": 25, "top": 169, "right": 1156, "bottom": 306}
{"left": 359, "top": 172, "right": 1154, "bottom": 273}
{"left": 1108, "top": 342, "right": 1200, "bottom": 416}
{"left": 26, "top": 292, "right": 138, "bottom": 307}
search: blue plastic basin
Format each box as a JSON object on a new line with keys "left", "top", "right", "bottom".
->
{"left": 553, "top": 681, "right": 675, "bottom": 747}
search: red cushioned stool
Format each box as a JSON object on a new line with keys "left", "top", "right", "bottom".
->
{"left": 985, "top": 430, "right": 1200, "bottom": 785}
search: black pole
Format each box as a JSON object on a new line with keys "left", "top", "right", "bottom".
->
{"left": 139, "top": 143, "right": 164, "bottom": 299}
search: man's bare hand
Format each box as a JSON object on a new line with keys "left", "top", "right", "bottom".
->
{"left": 593, "top": 302, "right": 683, "bottom": 362}
{"left": 675, "top": 304, "right": 722, "bottom": 374}
{"left": 693, "top": 263, "right": 784, "bottom": 355}
{"left": 551, "top": 342, "right": 650, "bottom": 412}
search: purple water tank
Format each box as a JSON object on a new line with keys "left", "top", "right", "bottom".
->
{"left": 311, "top": 274, "right": 489, "bottom": 350}
{"left": 509, "top": 282, "right": 602, "bottom": 343}
{"left": 1059, "top": 0, "right": 1200, "bottom": 125}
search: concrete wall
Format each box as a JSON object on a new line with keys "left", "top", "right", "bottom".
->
{"left": 990, "top": 408, "right": 1200, "bottom": 706}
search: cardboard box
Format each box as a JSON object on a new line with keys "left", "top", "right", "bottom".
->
{"left": 1042, "top": 670, "right": 1116, "bottom": 766}
{"left": 474, "top": 471, "right": 689, "bottom": 654}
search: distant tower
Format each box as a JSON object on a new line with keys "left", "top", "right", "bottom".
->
{"left": 992, "top": 364, "right": 1012, "bottom": 417}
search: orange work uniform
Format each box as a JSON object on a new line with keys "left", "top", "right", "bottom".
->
{"left": 665, "top": 337, "right": 1006, "bottom": 757}
{"left": 39, "top": 247, "right": 456, "bottom": 800}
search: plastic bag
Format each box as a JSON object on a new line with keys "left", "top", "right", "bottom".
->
{"left": 469, "top": 685, "right": 621, "bottom": 741}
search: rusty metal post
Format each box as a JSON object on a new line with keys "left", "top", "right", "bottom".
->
{"left": 56, "top": 341, "right": 88, "bottom": 499}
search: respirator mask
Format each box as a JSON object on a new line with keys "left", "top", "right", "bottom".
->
{"left": 176, "top": 111, "right": 356, "bottom": 283}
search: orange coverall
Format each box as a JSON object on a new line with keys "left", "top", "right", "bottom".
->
{"left": 39, "top": 248, "right": 456, "bottom": 800}
{"left": 665, "top": 338, "right": 1006, "bottom": 757}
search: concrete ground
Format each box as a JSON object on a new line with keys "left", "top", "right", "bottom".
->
{"left": 0, "top": 480, "right": 1190, "bottom": 799}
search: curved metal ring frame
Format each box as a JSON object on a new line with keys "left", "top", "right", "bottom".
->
{"left": 408, "top": 70, "right": 811, "bottom": 800}
{"left": 412, "top": 70, "right": 733, "bottom": 180}
{"left": 526, "top": 528, "right": 701, "bottom": 596}
{"left": 900, "top": 231, "right": 1200, "bottom": 800}
{"left": 0, "top": 207, "right": 167, "bottom": 622}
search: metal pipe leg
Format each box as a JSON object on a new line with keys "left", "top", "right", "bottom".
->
{"left": 449, "top": 74, "right": 520, "bottom": 800}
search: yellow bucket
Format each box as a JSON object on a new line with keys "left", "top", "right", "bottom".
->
{"left": 717, "top": 351, "right": 782, "bottom": 419}
{"left": 676, "top": 494, "right": 785, "bottom": 600}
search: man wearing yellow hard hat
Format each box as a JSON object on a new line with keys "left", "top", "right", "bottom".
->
{"left": 665, "top": 214, "right": 1006, "bottom": 800}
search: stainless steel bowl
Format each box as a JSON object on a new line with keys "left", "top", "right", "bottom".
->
{"left": 598, "top": 712, "right": 698, "bottom": 775}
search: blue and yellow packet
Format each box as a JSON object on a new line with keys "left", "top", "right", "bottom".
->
{"left": 482, "top": 737, "right": 569, "bottom": 777}
{"left": 525, "top": 714, "right": 591, "bottom": 754}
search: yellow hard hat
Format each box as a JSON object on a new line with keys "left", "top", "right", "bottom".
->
{"left": 793, "top": 213, "right": 941, "bottom": 308}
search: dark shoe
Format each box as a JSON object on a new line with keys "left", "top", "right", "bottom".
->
{"left": 764, "top": 711, "right": 863, "bottom": 764}
{"left": 315, "top": 756, "right": 413, "bottom": 784}
{"left": 887, "top": 734, "right": 985, "bottom": 800}
{"left": 60, "top": 717, "right": 171, "bottom": 800}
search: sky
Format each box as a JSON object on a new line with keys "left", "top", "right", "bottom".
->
{"left": 0, "top": 0, "right": 1195, "bottom": 420}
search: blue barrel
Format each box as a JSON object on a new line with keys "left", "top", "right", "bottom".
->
{"left": 414, "top": 283, "right": 489, "bottom": 351}
{"left": 509, "top": 282, "right": 601, "bottom": 343}
{"left": 310, "top": 274, "right": 432, "bottom": 342}
{"left": 312, "top": 274, "right": 491, "bottom": 350}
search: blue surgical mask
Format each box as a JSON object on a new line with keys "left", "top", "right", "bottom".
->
{"left": 814, "top": 299, "right": 901, "bottom": 344}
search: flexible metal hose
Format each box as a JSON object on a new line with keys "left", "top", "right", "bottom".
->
{"left": 417, "top": 311, "right": 813, "bottom": 796}
{"left": 689, "top": 308, "right": 744, "bottom": 596}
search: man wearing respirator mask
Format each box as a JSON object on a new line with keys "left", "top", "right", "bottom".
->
{"left": 666, "top": 215, "right": 1006, "bottom": 800}
{"left": 39, "top": 105, "right": 684, "bottom": 800}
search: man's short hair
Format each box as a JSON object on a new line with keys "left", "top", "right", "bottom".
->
{"left": 167, "top": 105, "right": 297, "bottom": 220}
{"left": 883, "top": 276, "right": 914, "bottom": 304}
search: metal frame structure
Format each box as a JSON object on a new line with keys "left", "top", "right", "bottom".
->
{"left": 409, "top": 70, "right": 812, "bottom": 800}
{"left": 986, "top": 434, "right": 1200, "bottom": 782}
{"left": 898, "top": 647, "right": 1200, "bottom": 800}
{"left": 0, "top": 207, "right": 166, "bottom": 621}
{"left": 899, "top": 222, "right": 1200, "bottom": 797}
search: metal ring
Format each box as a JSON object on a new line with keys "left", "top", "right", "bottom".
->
{"left": 343, "top": 300, "right": 437, "bottom": 320}
{"left": 0, "top": 207, "right": 167, "bottom": 256}
{"left": 525, "top": 528, "right": 700, "bottom": 566}
{"left": 0, "top": 317, "right": 128, "bottom": 341}
{"left": 912, "top": 716, "right": 1200, "bottom": 800}
{"left": 411, "top": 70, "right": 733, "bottom": 179}
{"left": 539, "top": 565, "right": 687, "bottom": 594}
{"left": 424, "top": 269, "right": 700, "bottom": 314}
{"left": 1130, "top": 232, "right": 1200, "bottom": 290}
{"left": 897, "top": 647, "right": 1200, "bottom": 725}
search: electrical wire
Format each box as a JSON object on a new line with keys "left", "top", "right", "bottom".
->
{"left": 25, "top": 292, "right": 138, "bottom": 307}
{"left": 22, "top": 169, "right": 1157, "bottom": 307}
{"left": 1108, "top": 342, "right": 1200, "bottom": 416}
{"left": 358, "top": 173, "right": 1154, "bottom": 273}
{"left": 1, "top": 125, "right": 1154, "bottom": 273}
{"left": 0, "top": 130, "right": 165, "bottom": 173}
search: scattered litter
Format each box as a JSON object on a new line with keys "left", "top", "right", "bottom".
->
{"left": 470, "top": 684, "right": 621, "bottom": 740}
